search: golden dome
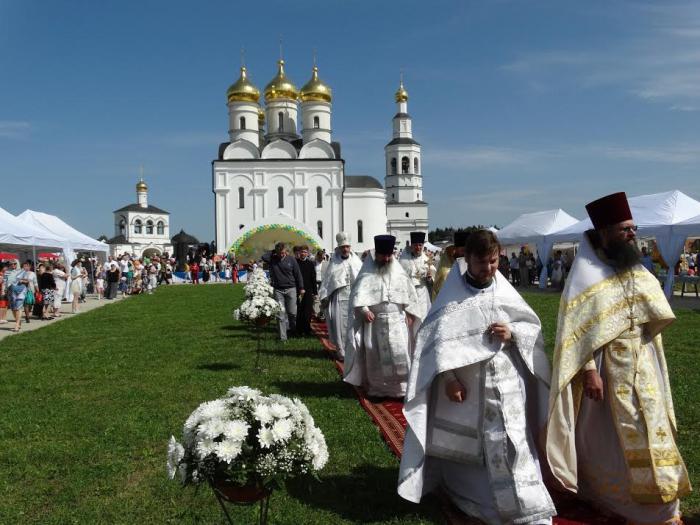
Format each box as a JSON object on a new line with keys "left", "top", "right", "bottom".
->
{"left": 226, "top": 66, "right": 260, "bottom": 103}
{"left": 395, "top": 80, "right": 408, "bottom": 103}
{"left": 258, "top": 108, "right": 265, "bottom": 122}
{"left": 300, "top": 66, "right": 332, "bottom": 103}
{"left": 136, "top": 179, "right": 148, "bottom": 192}
{"left": 264, "top": 60, "right": 299, "bottom": 101}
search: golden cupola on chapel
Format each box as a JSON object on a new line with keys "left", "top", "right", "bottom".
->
{"left": 226, "top": 66, "right": 260, "bottom": 103}
{"left": 264, "top": 60, "right": 299, "bottom": 101}
{"left": 300, "top": 66, "right": 332, "bottom": 103}
{"left": 395, "top": 79, "right": 408, "bottom": 103}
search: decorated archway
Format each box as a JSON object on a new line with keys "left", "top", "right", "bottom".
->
{"left": 229, "top": 214, "right": 323, "bottom": 262}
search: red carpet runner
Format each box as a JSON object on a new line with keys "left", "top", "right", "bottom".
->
{"left": 309, "top": 318, "right": 623, "bottom": 525}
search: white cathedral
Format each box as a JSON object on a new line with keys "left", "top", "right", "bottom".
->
{"left": 212, "top": 59, "right": 428, "bottom": 257}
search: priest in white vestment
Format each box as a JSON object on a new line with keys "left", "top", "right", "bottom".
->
{"left": 344, "top": 235, "right": 423, "bottom": 398}
{"left": 399, "top": 232, "right": 435, "bottom": 323}
{"left": 546, "top": 193, "right": 690, "bottom": 525}
{"left": 432, "top": 230, "right": 468, "bottom": 300}
{"left": 318, "top": 232, "right": 362, "bottom": 360}
{"left": 399, "top": 229, "right": 556, "bottom": 525}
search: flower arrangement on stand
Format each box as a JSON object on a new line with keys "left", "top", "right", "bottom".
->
{"left": 167, "top": 386, "right": 329, "bottom": 524}
{"left": 232, "top": 269, "right": 281, "bottom": 369}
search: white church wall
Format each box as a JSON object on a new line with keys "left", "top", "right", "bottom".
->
{"left": 343, "top": 187, "right": 388, "bottom": 253}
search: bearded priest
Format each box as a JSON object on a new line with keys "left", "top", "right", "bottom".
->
{"left": 318, "top": 232, "right": 362, "bottom": 360}
{"left": 344, "top": 235, "right": 423, "bottom": 398}
{"left": 398, "top": 229, "right": 555, "bottom": 525}
{"left": 399, "top": 232, "right": 435, "bottom": 323}
{"left": 546, "top": 192, "right": 690, "bottom": 525}
{"left": 432, "top": 230, "right": 468, "bottom": 300}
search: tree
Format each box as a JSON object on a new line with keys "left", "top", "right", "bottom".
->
{"left": 428, "top": 225, "right": 497, "bottom": 244}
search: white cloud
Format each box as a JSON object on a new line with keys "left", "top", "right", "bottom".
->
{"left": 501, "top": 2, "right": 700, "bottom": 108}
{"left": 424, "top": 146, "right": 550, "bottom": 169}
{"left": 594, "top": 144, "right": 700, "bottom": 164}
{"left": 0, "top": 121, "right": 30, "bottom": 139}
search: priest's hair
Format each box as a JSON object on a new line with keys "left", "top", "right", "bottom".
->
{"left": 464, "top": 229, "right": 501, "bottom": 257}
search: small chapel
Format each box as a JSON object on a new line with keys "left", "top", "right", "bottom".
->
{"left": 107, "top": 179, "right": 173, "bottom": 257}
{"left": 212, "top": 57, "right": 428, "bottom": 260}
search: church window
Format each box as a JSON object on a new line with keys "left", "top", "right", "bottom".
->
{"left": 146, "top": 220, "right": 154, "bottom": 234}
{"left": 317, "top": 220, "right": 323, "bottom": 239}
{"left": 134, "top": 219, "right": 142, "bottom": 234}
{"left": 239, "top": 116, "right": 246, "bottom": 130}
{"left": 119, "top": 217, "right": 126, "bottom": 235}
{"left": 278, "top": 112, "right": 284, "bottom": 132}
{"left": 313, "top": 116, "right": 320, "bottom": 129}
{"left": 157, "top": 221, "right": 164, "bottom": 235}
{"left": 238, "top": 187, "right": 245, "bottom": 209}
{"left": 414, "top": 158, "right": 419, "bottom": 174}
{"left": 277, "top": 187, "right": 284, "bottom": 208}
{"left": 239, "top": 224, "right": 244, "bottom": 230}
{"left": 417, "top": 193, "right": 420, "bottom": 200}
{"left": 401, "top": 156, "right": 409, "bottom": 174}
{"left": 316, "top": 186, "right": 323, "bottom": 208}
{"left": 391, "top": 193, "right": 395, "bottom": 200}
{"left": 390, "top": 157, "right": 397, "bottom": 175}
{"left": 405, "top": 212, "right": 410, "bottom": 218}
{"left": 357, "top": 220, "right": 363, "bottom": 243}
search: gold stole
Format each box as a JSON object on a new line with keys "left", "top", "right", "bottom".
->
{"left": 603, "top": 327, "right": 690, "bottom": 503}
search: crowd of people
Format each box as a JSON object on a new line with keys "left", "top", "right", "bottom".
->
{"left": 251, "top": 192, "right": 689, "bottom": 525}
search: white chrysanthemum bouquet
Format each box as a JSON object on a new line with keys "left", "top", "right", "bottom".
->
{"left": 233, "top": 268, "right": 281, "bottom": 322}
{"left": 167, "top": 387, "right": 329, "bottom": 491}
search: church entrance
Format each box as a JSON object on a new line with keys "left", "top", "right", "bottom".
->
{"left": 229, "top": 222, "right": 322, "bottom": 264}
{"left": 142, "top": 247, "right": 162, "bottom": 259}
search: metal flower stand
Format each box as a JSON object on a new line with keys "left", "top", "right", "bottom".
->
{"left": 209, "top": 481, "right": 272, "bottom": 525}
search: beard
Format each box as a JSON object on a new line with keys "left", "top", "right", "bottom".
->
{"left": 374, "top": 257, "right": 392, "bottom": 274}
{"left": 604, "top": 239, "right": 641, "bottom": 270}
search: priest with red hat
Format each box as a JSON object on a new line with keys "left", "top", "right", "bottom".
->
{"left": 546, "top": 192, "right": 690, "bottom": 524}
{"left": 344, "top": 235, "right": 423, "bottom": 398}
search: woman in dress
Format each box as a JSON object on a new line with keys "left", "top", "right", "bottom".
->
{"left": 12, "top": 260, "right": 38, "bottom": 331}
{"left": 38, "top": 263, "right": 57, "bottom": 320}
{"left": 106, "top": 263, "right": 120, "bottom": 299}
{"left": 69, "top": 260, "right": 83, "bottom": 313}
{"left": 52, "top": 263, "right": 67, "bottom": 317}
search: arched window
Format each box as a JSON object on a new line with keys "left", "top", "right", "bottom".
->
{"left": 391, "top": 193, "right": 395, "bottom": 200}
{"left": 238, "top": 187, "right": 245, "bottom": 209}
{"left": 313, "top": 116, "right": 320, "bottom": 129}
{"left": 134, "top": 219, "right": 142, "bottom": 234}
{"left": 239, "top": 224, "right": 245, "bottom": 230}
{"left": 316, "top": 186, "right": 323, "bottom": 208}
{"left": 146, "top": 220, "right": 154, "bottom": 234}
{"left": 390, "top": 157, "right": 397, "bottom": 175}
{"left": 405, "top": 212, "right": 410, "bottom": 218}
{"left": 401, "top": 156, "right": 410, "bottom": 174}
{"left": 278, "top": 112, "right": 284, "bottom": 132}
{"left": 239, "top": 116, "right": 246, "bottom": 130}
{"left": 119, "top": 218, "right": 126, "bottom": 235}
{"left": 357, "top": 220, "right": 363, "bottom": 243}
{"left": 414, "top": 158, "right": 419, "bottom": 174}
{"left": 157, "top": 221, "right": 164, "bottom": 235}
{"left": 317, "top": 220, "right": 323, "bottom": 239}
{"left": 277, "top": 187, "right": 284, "bottom": 208}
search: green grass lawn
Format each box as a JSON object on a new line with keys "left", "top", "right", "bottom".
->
{"left": 0, "top": 285, "right": 697, "bottom": 524}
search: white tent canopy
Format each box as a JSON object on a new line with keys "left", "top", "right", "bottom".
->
{"left": 548, "top": 190, "right": 700, "bottom": 297}
{"left": 18, "top": 209, "right": 108, "bottom": 264}
{"left": 496, "top": 209, "right": 579, "bottom": 288}
{"left": 0, "top": 206, "right": 64, "bottom": 250}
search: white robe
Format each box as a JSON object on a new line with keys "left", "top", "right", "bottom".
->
{"left": 398, "top": 261, "right": 555, "bottom": 525}
{"left": 318, "top": 251, "right": 362, "bottom": 358}
{"left": 344, "top": 252, "right": 423, "bottom": 398}
{"left": 399, "top": 250, "right": 435, "bottom": 323}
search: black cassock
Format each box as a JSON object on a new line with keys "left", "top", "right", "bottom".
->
{"left": 296, "top": 258, "right": 317, "bottom": 335}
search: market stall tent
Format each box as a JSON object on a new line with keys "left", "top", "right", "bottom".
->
{"left": 495, "top": 209, "right": 579, "bottom": 288}
{"left": 18, "top": 210, "right": 108, "bottom": 263}
{"left": 0, "top": 206, "right": 64, "bottom": 251}
{"left": 547, "top": 190, "right": 700, "bottom": 296}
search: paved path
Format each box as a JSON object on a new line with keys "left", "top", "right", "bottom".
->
{"left": 0, "top": 294, "right": 125, "bottom": 342}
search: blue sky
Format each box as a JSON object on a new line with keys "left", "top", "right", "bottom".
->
{"left": 1, "top": 0, "right": 699, "bottom": 241}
